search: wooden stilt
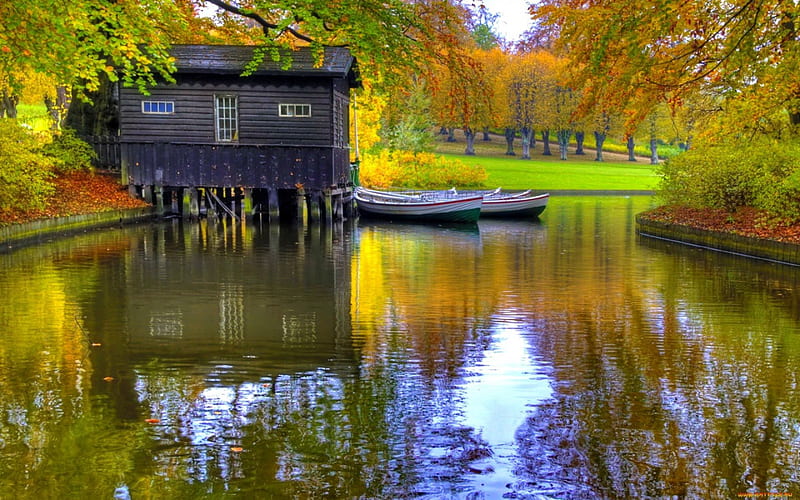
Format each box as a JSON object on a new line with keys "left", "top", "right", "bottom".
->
{"left": 309, "top": 189, "right": 321, "bottom": 222}
{"left": 323, "top": 190, "right": 333, "bottom": 224}
{"left": 142, "top": 185, "right": 153, "bottom": 205}
{"left": 333, "top": 194, "right": 343, "bottom": 221}
{"left": 267, "top": 187, "right": 279, "bottom": 222}
{"left": 155, "top": 186, "right": 165, "bottom": 215}
{"left": 170, "top": 188, "right": 179, "bottom": 214}
{"left": 296, "top": 188, "right": 308, "bottom": 224}
{"left": 243, "top": 188, "right": 254, "bottom": 218}
{"left": 184, "top": 188, "right": 199, "bottom": 218}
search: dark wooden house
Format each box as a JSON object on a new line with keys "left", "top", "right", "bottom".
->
{"left": 119, "top": 45, "right": 359, "bottom": 221}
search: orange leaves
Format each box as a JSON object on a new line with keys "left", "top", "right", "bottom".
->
{"left": 641, "top": 205, "right": 800, "bottom": 244}
{"left": 0, "top": 171, "right": 149, "bottom": 227}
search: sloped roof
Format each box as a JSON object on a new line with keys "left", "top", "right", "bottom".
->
{"left": 169, "top": 45, "right": 359, "bottom": 85}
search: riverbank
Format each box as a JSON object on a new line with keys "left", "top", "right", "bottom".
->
{"left": 0, "top": 170, "right": 155, "bottom": 251}
{"left": 637, "top": 205, "right": 800, "bottom": 265}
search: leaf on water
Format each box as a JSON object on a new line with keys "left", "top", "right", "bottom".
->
{"left": 103, "top": 376, "right": 115, "bottom": 382}
{"left": 144, "top": 418, "right": 160, "bottom": 424}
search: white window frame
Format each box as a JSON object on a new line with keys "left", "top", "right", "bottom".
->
{"left": 141, "top": 100, "right": 174, "bottom": 114}
{"left": 214, "top": 94, "right": 238, "bottom": 142}
{"left": 279, "top": 103, "right": 312, "bottom": 118}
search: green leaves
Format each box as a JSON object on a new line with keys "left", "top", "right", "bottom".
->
{"left": 1, "top": 0, "right": 186, "bottom": 100}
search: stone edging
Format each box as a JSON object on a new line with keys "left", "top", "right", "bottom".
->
{"left": 0, "top": 207, "right": 157, "bottom": 252}
{"left": 636, "top": 214, "right": 800, "bottom": 266}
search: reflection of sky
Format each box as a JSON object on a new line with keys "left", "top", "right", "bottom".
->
{"left": 461, "top": 313, "right": 553, "bottom": 487}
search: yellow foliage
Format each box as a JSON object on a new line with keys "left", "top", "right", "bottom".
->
{"left": 359, "top": 149, "right": 487, "bottom": 189}
{"left": 350, "top": 78, "right": 385, "bottom": 160}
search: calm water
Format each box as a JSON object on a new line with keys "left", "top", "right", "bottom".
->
{"left": 1, "top": 196, "right": 800, "bottom": 499}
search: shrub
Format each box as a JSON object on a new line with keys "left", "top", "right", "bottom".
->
{"left": 42, "top": 128, "right": 97, "bottom": 172}
{"left": 359, "top": 149, "right": 487, "bottom": 189}
{"left": 659, "top": 139, "right": 800, "bottom": 220}
{"left": 0, "top": 121, "right": 55, "bottom": 213}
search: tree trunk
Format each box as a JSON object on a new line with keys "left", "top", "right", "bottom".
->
{"left": 1, "top": 90, "right": 19, "bottom": 119}
{"left": 520, "top": 127, "right": 533, "bottom": 159}
{"left": 575, "top": 131, "right": 586, "bottom": 155}
{"left": 594, "top": 131, "right": 606, "bottom": 162}
{"left": 64, "top": 72, "right": 119, "bottom": 136}
{"left": 482, "top": 126, "right": 491, "bottom": 141}
{"left": 504, "top": 128, "right": 516, "bottom": 155}
{"left": 541, "top": 130, "right": 552, "bottom": 156}
{"left": 447, "top": 127, "right": 456, "bottom": 142}
{"left": 626, "top": 135, "right": 636, "bottom": 161}
{"left": 464, "top": 127, "right": 476, "bottom": 155}
{"left": 44, "top": 86, "right": 71, "bottom": 130}
{"left": 648, "top": 114, "right": 659, "bottom": 165}
{"left": 557, "top": 129, "right": 571, "bottom": 160}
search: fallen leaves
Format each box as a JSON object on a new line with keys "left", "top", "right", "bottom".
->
{"left": 0, "top": 170, "right": 149, "bottom": 226}
{"left": 640, "top": 205, "right": 800, "bottom": 244}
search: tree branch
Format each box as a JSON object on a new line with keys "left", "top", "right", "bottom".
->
{"left": 203, "top": 0, "right": 316, "bottom": 43}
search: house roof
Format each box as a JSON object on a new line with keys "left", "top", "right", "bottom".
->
{"left": 169, "top": 45, "right": 360, "bottom": 86}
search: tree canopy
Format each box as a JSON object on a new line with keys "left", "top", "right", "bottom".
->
{"left": 530, "top": 0, "right": 800, "bottom": 137}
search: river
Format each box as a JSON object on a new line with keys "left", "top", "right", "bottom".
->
{"left": 0, "top": 196, "right": 798, "bottom": 499}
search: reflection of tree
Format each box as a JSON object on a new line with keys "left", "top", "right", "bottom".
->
{"left": 510, "top": 199, "right": 800, "bottom": 497}
{"left": 0, "top": 233, "right": 149, "bottom": 498}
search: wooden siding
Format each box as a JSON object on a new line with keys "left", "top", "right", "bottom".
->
{"left": 119, "top": 75, "right": 335, "bottom": 146}
{"left": 122, "top": 142, "right": 350, "bottom": 189}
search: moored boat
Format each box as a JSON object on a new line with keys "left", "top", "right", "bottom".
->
{"left": 450, "top": 188, "right": 549, "bottom": 218}
{"left": 479, "top": 191, "right": 549, "bottom": 218}
{"left": 354, "top": 187, "right": 483, "bottom": 223}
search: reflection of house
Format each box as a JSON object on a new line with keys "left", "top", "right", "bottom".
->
{"left": 118, "top": 45, "right": 359, "bottom": 222}
{"left": 124, "top": 222, "right": 354, "bottom": 374}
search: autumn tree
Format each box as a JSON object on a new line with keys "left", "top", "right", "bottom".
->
{"left": 504, "top": 51, "right": 561, "bottom": 159}
{"left": 530, "top": 0, "right": 800, "bottom": 137}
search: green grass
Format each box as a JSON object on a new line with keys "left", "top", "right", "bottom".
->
{"left": 435, "top": 134, "right": 660, "bottom": 191}
{"left": 17, "top": 103, "right": 52, "bottom": 132}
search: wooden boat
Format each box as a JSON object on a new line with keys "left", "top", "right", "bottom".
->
{"left": 479, "top": 190, "right": 549, "bottom": 218}
{"left": 445, "top": 188, "right": 549, "bottom": 218}
{"left": 354, "top": 187, "right": 483, "bottom": 223}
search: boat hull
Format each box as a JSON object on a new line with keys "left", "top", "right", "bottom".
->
{"left": 354, "top": 190, "right": 482, "bottom": 223}
{"left": 480, "top": 193, "right": 549, "bottom": 218}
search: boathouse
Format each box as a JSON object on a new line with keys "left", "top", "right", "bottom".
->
{"left": 119, "top": 44, "right": 359, "bottom": 221}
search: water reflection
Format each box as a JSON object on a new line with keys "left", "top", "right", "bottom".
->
{"left": 0, "top": 197, "right": 800, "bottom": 498}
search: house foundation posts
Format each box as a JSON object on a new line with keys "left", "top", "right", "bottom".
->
{"left": 267, "top": 188, "right": 280, "bottom": 222}
{"left": 243, "top": 188, "right": 254, "bottom": 218}
{"left": 296, "top": 187, "right": 308, "bottom": 224}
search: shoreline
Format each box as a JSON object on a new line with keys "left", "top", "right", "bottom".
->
{"left": 636, "top": 213, "right": 800, "bottom": 267}
{"left": 0, "top": 207, "right": 157, "bottom": 253}
{"left": 5, "top": 190, "right": 798, "bottom": 267}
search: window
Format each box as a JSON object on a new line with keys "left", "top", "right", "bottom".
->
{"left": 142, "top": 101, "right": 174, "bottom": 114}
{"left": 279, "top": 103, "right": 311, "bottom": 117}
{"left": 215, "top": 95, "right": 238, "bottom": 142}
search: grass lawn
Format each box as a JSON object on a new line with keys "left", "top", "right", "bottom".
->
{"left": 435, "top": 133, "right": 661, "bottom": 191}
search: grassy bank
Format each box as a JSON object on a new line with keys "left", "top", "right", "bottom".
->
{"left": 434, "top": 134, "right": 660, "bottom": 191}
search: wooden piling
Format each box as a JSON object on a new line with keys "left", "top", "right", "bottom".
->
{"left": 296, "top": 188, "right": 308, "bottom": 224}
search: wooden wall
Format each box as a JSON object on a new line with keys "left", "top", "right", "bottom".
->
{"left": 122, "top": 143, "right": 350, "bottom": 189}
{"left": 119, "top": 75, "right": 335, "bottom": 146}
{"left": 119, "top": 74, "right": 352, "bottom": 190}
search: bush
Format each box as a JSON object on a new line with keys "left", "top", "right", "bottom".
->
{"left": 0, "top": 121, "right": 56, "bottom": 213}
{"left": 359, "top": 149, "right": 487, "bottom": 189}
{"left": 659, "top": 139, "right": 800, "bottom": 220}
{"left": 42, "top": 128, "right": 97, "bottom": 172}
